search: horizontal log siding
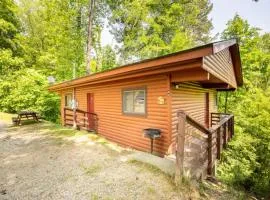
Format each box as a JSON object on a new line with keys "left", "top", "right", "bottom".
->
{"left": 203, "top": 48, "right": 237, "bottom": 88}
{"left": 170, "top": 83, "right": 218, "bottom": 178}
{"left": 61, "top": 75, "right": 170, "bottom": 155}
{"left": 171, "top": 83, "right": 217, "bottom": 143}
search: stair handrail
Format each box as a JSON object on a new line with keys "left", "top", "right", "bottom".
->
{"left": 63, "top": 107, "right": 98, "bottom": 132}
{"left": 175, "top": 110, "right": 234, "bottom": 184}
{"left": 184, "top": 113, "right": 210, "bottom": 135}
{"left": 64, "top": 107, "right": 97, "bottom": 116}
{"left": 209, "top": 114, "right": 233, "bottom": 133}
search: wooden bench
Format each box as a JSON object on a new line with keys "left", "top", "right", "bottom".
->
{"left": 12, "top": 111, "right": 43, "bottom": 125}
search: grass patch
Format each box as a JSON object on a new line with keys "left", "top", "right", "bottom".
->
{"left": 90, "top": 193, "right": 99, "bottom": 200}
{"left": 128, "top": 159, "right": 169, "bottom": 176}
{"left": 37, "top": 122, "right": 88, "bottom": 138}
{"left": 80, "top": 163, "right": 102, "bottom": 175}
{"left": 128, "top": 159, "right": 175, "bottom": 184}
{"left": 0, "top": 112, "right": 16, "bottom": 123}
{"left": 199, "top": 180, "right": 253, "bottom": 200}
{"left": 146, "top": 186, "right": 156, "bottom": 194}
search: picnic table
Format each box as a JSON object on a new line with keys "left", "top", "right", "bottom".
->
{"left": 12, "top": 111, "right": 42, "bottom": 125}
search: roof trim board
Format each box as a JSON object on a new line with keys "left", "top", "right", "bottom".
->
{"left": 49, "top": 39, "right": 242, "bottom": 91}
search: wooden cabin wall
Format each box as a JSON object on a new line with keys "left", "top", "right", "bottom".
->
{"left": 203, "top": 48, "right": 237, "bottom": 88}
{"left": 60, "top": 74, "right": 170, "bottom": 155}
{"left": 170, "top": 83, "right": 218, "bottom": 178}
{"left": 171, "top": 83, "right": 217, "bottom": 143}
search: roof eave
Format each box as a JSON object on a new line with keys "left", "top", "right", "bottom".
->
{"left": 48, "top": 39, "right": 243, "bottom": 91}
{"left": 229, "top": 43, "right": 243, "bottom": 87}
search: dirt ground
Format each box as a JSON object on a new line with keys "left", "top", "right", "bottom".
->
{"left": 0, "top": 122, "right": 193, "bottom": 200}
{"left": 0, "top": 121, "right": 252, "bottom": 200}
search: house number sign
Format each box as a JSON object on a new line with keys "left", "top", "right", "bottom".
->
{"left": 157, "top": 96, "right": 165, "bottom": 105}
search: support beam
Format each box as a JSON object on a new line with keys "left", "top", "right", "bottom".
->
{"left": 216, "top": 128, "right": 221, "bottom": 159}
{"left": 202, "top": 83, "right": 230, "bottom": 89}
{"left": 207, "top": 132, "right": 213, "bottom": 175}
{"left": 171, "top": 68, "right": 209, "bottom": 82}
{"left": 175, "top": 111, "right": 186, "bottom": 185}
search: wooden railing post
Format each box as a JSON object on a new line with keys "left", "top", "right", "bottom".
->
{"left": 232, "top": 116, "right": 234, "bottom": 136}
{"left": 216, "top": 128, "right": 221, "bottom": 159}
{"left": 175, "top": 111, "right": 186, "bottom": 185}
{"left": 84, "top": 113, "right": 86, "bottom": 127}
{"left": 207, "top": 132, "right": 213, "bottom": 175}
{"left": 223, "top": 123, "right": 227, "bottom": 148}
{"left": 229, "top": 119, "right": 232, "bottom": 140}
{"left": 64, "top": 108, "right": 66, "bottom": 125}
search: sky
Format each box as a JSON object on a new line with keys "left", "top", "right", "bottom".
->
{"left": 210, "top": 0, "right": 270, "bottom": 36}
{"left": 101, "top": 0, "right": 270, "bottom": 46}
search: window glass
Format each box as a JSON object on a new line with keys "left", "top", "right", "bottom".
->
{"left": 134, "top": 90, "right": 145, "bottom": 113}
{"left": 65, "top": 94, "right": 73, "bottom": 108}
{"left": 123, "top": 89, "right": 146, "bottom": 115}
{"left": 123, "top": 91, "right": 134, "bottom": 113}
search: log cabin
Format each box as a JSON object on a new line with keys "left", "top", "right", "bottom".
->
{"left": 49, "top": 39, "right": 242, "bottom": 178}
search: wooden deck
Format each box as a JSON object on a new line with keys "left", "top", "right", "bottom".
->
{"left": 175, "top": 111, "right": 234, "bottom": 183}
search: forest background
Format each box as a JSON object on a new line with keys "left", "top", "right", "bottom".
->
{"left": 0, "top": 0, "right": 269, "bottom": 197}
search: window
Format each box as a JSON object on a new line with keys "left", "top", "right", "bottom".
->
{"left": 65, "top": 93, "right": 73, "bottom": 108}
{"left": 123, "top": 88, "right": 146, "bottom": 115}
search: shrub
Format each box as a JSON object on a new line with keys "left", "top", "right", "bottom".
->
{"left": 0, "top": 68, "right": 60, "bottom": 122}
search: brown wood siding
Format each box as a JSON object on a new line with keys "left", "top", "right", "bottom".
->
{"left": 170, "top": 83, "right": 217, "bottom": 177}
{"left": 61, "top": 75, "right": 170, "bottom": 155}
{"left": 171, "top": 83, "right": 217, "bottom": 143}
{"left": 170, "top": 83, "right": 217, "bottom": 152}
{"left": 203, "top": 48, "right": 237, "bottom": 88}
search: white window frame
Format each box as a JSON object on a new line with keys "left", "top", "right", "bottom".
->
{"left": 64, "top": 93, "right": 73, "bottom": 108}
{"left": 122, "top": 87, "right": 147, "bottom": 116}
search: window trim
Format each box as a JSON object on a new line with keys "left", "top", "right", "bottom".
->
{"left": 64, "top": 93, "right": 73, "bottom": 108}
{"left": 122, "top": 86, "right": 147, "bottom": 117}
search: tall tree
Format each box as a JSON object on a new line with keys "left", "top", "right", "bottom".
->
{"left": 17, "top": 0, "right": 89, "bottom": 80}
{"left": 86, "top": 0, "right": 96, "bottom": 74}
{"left": 0, "top": 0, "right": 24, "bottom": 75}
{"left": 217, "top": 15, "right": 270, "bottom": 197}
{"left": 107, "top": 0, "right": 213, "bottom": 61}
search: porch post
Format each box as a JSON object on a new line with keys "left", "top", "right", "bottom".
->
{"left": 175, "top": 111, "right": 186, "bottom": 185}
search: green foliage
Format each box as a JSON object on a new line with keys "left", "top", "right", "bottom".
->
{"left": 0, "top": 0, "right": 24, "bottom": 75}
{"left": 0, "top": 68, "right": 60, "bottom": 122}
{"left": 217, "top": 15, "right": 270, "bottom": 197}
{"left": 99, "top": 45, "right": 117, "bottom": 71}
{"left": 0, "top": 0, "right": 117, "bottom": 123}
{"left": 0, "top": 0, "right": 22, "bottom": 54}
{"left": 107, "top": 0, "right": 213, "bottom": 61}
{"left": 0, "top": 49, "right": 24, "bottom": 75}
{"left": 17, "top": 0, "right": 88, "bottom": 80}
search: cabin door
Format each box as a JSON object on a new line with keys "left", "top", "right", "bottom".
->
{"left": 205, "top": 92, "right": 210, "bottom": 128}
{"left": 87, "top": 93, "right": 94, "bottom": 130}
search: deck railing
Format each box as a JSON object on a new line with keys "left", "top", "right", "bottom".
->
{"left": 63, "top": 107, "right": 98, "bottom": 132}
{"left": 175, "top": 110, "right": 234, "bottom": 184}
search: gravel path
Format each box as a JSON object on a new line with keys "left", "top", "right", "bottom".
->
{"left": 0, "top": 120, "right": 7, "bottom": 131}
{"left": 0, "top": 122, "right": 194, "bottom": 200}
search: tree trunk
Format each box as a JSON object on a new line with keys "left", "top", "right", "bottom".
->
{"left": 86, "top": 0, "right": 96, "bottom": 75}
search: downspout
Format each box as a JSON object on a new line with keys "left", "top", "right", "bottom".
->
{"left": 72, "top": 63, "right": 77, "bottom": 129}
{"left": 73, "top": 87, "right": 77, "bottom": 129}
{"left": 224, "top": 91, "right": 228, "bottom": 113}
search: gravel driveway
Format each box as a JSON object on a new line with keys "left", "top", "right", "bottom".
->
{"left": 0, "top": 122, "right": 193, "bottom": 200}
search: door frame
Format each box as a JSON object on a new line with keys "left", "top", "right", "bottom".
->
{"left": 87, "top": 93, "right": 94, "bottom": 129}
